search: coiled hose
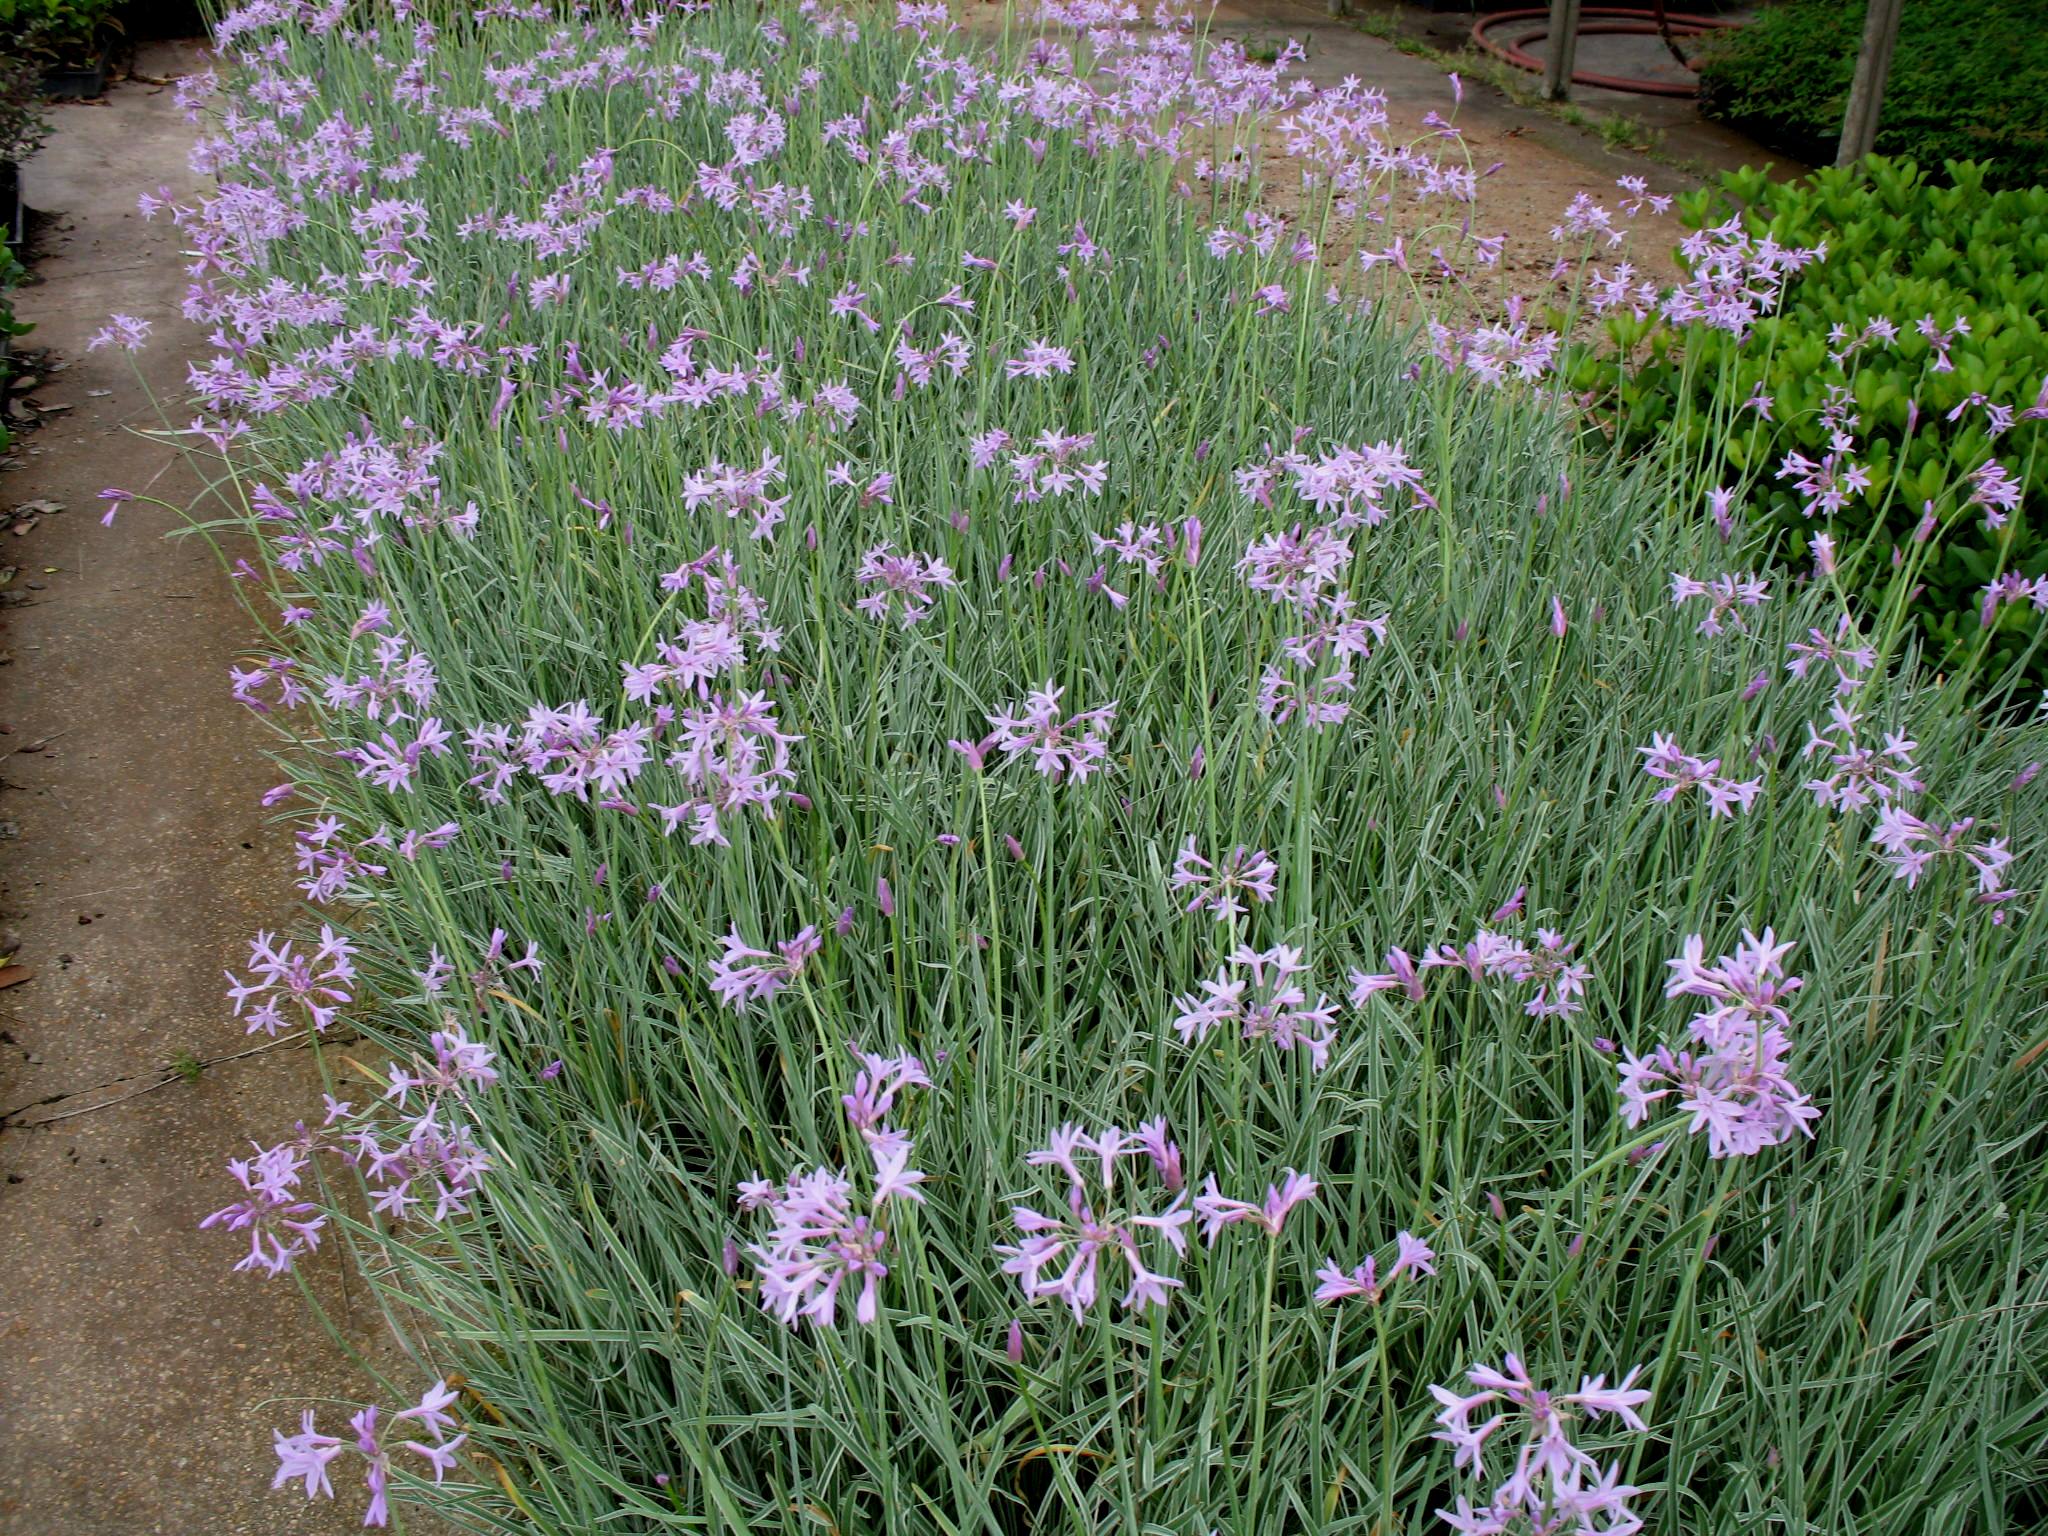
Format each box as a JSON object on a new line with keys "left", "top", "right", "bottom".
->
{"left": 1469, "top": 5, "right": 1740, "bottom": 98}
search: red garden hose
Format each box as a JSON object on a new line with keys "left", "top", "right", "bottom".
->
{"left": 1469, "top": 6, "right": 1740, "bottom": 98}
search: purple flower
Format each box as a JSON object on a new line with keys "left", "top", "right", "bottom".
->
{"left": 1776, "top": 443, "right": 1871, "bottom": 518}
{"left": 1193, "top": 1168, "right": 1318, "bottom": 1245}
{"left": 1669, "top": 571, "right": 1769, "bottom": 636}
{"left": 1637, "top": 733, "right": 1763, "bottom": 819}
{"left": 1348, "top": 946, "right": 1426, "bottom": 1003}
{"left": 987, "top": 680, "right": 1117, "bottom": 783}
{"left": 998, "top": 1121, "right": 1191, "bottom": 1320}
{"left": 1707, "top": 485, "right": 1737, "bottom": 540}
{"left": 741, "top": 1161, "right": 909, "bottom": 1329}
{"left": 458, "top": 928, "right": 541, "bottom": 1004}
{"left": 1170, "top": 837, "right": 1278, "bottom": 921}
{"left": 98, "top": 487, "right": 136, "bottom": 526}
{"left": 1314, "top": 1229, "right": 1436, "bottom": 1303}
{"left": 225, "top": 926, "right": 357, "bottom": 1036}
{"left": 1238, "top": 524, "right": 1352, "bottom": 607}
{"left": 1256, "top": 659, "right": 1358, "bottom": 730}
{"left": 737, "top": 1039, "right": 930, "bottom": 1328}
{"left": 269, "top": 1378, "right": 465, "bottom": 1526}
{"left": 856, "top": 542, "right": 957, "bottom": 626}
{"left": 1617, "top": 929, "right": 1820, "bottom": 1157}
{"left": 1430, "top": 1355, "right": 1651, "bottom": 1534}
{"left": 1966, "top": 458, "right": 2024, "bottom": 531}
{"left": 840, "top": 1044, "right": 930, "bottom": 1135}
{"left": 1870, "top": 808, "right": 2016, "bottom": 914}
{"left": 1486, "top": 929, "right": 1593, "bottom": 1018}
{"left": 202, "top": 1140, "right": 327, "bottom": 1276}
{"left": 1003, "top": 340, "right": 1077, "bottom": 379}
{"left": 87, "top": 313, "right": 152, "bottom": 351}
{"left": 707, "top": 924, "right": 822, "bottom": 1012}
{"left": 271, "top": 1411, "right": 344, "bottom": 1501}
{"left": 1786, "top": 616, "right": 1877, "bottom": 697}
{"left": 1800, "top": 702, "right": 1924, "bottom": 814}
{"left": 1172, "top": 943, "right": 1338, "bottom": 1070}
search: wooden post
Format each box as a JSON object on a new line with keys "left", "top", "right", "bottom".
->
{"left": 1544, "top": 0, "right": 1584, "bottom": 101}
{"left": 1837, "top": 0, "right": 1905, "bottom": 165}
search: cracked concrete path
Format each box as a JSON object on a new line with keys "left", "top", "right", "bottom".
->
{"left": 0, "top": 41, "right": 406, "bottom": 1536}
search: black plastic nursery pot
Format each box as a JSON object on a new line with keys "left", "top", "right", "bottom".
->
{"left": 41, "top": 41, "right": 113, "bottom": 102}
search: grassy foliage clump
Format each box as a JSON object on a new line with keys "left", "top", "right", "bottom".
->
{"left": 149, "top": 4, "right": 2048, "bottom": 1534}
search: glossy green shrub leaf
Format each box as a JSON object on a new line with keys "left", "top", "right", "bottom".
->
{"left": 1583, "top": 156, "right": 2048, "bottom": 698}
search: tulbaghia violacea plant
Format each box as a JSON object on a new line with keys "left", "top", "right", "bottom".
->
{"left": 1668, "top": 571, "right": 1768, "bottom": 637}
{"left": 1193, "top": 1168, "right": 1318, "bottom": 1246}
{"left": 1172, "top": 943, "right": 1340, "bottom": 1069}
{"left": 1238, "top": 518, "right": 1389, "bottom": 730}
{"left": 1238, "top": 438, "right": 1431, "bottom": 530}
{"left": 225, "top": 925, "right": 357, "bottom": 1035}
{"left": 1870, "top": 809, "right": 2018, "bottom": 919}
{"left": 200, "top": 1138, "right": 327, "bottom": 1277}
{"left": 273, "top": 1380, "right": 467, "bottom": 1528}
{"left": 119, "top": 0, "right": 2048, "bottom": 1525}
{"left": 1430, "top": 1355, "right": 1652, "bottom": 1536}
{"left": 1800, "top": 703, "right": 1925, "bottom": 815}
{"left": 707, "top": 923, "right": 823, "bottom": 1012}
{"left": 855, "top": 541, "right": 959, "bottom": 626}
{"left": 1170, "top": 836, "right": 1279, "bottom": 921}
{"left": 322, "top": 632, "right": 439, "bottom": 722}
{"left": 1349, "top": 920, "right": 1592, "bottom": 1019}
{"left": 1349, "top": 945, "right": 1429, "bottom": 1004}
{"left": 1315, "top": 1229, "right": 1437, "bottom": 1305}
{"left": 461, "top": 703, "right": 650, "bottom": 805}
{"left": 1638, "top": 733, "right": 1765, "bottom": 819}
{"left": 1617, "top": 929, "right": 1820, "bottom": 1158}
{"left": 986, "top": 680, "right": 1117, "bottom": 783}
{"left": 206, "top": 1020, "right": 502, "bottom": 1274}
{"left": 736, "top": 1042, "right": 931, "bottom": 1329}
{"left": 1785, "top": 616, "right": 1877, "bottom": 696}
{"left": 1488, "top": 930, "right": 1595, "bottom": 1019}
{"left": 998, "top": 1120, "right": 1191, "bottom": 1320}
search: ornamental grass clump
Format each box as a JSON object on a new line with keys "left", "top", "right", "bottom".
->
{"left": 102, "top": 0, "right": 2048, "bottom": 1530}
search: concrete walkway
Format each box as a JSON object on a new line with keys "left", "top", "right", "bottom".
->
{"left": 0, "top": 42, "right": 382, "bottom": 1536}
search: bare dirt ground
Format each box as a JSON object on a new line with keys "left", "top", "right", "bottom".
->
{"left": 0, "top": 12, "right": 1777, "bottom": 1533}
{"left": 0, "top": 40, "right": 388, "bottom": 1536}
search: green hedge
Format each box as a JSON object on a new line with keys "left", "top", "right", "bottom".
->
{"left": 1697, "top": 0, "right": 2048, "bottom": 190}
{"left": 1575, "top": 156, "right": 2048, "bottom": 697}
